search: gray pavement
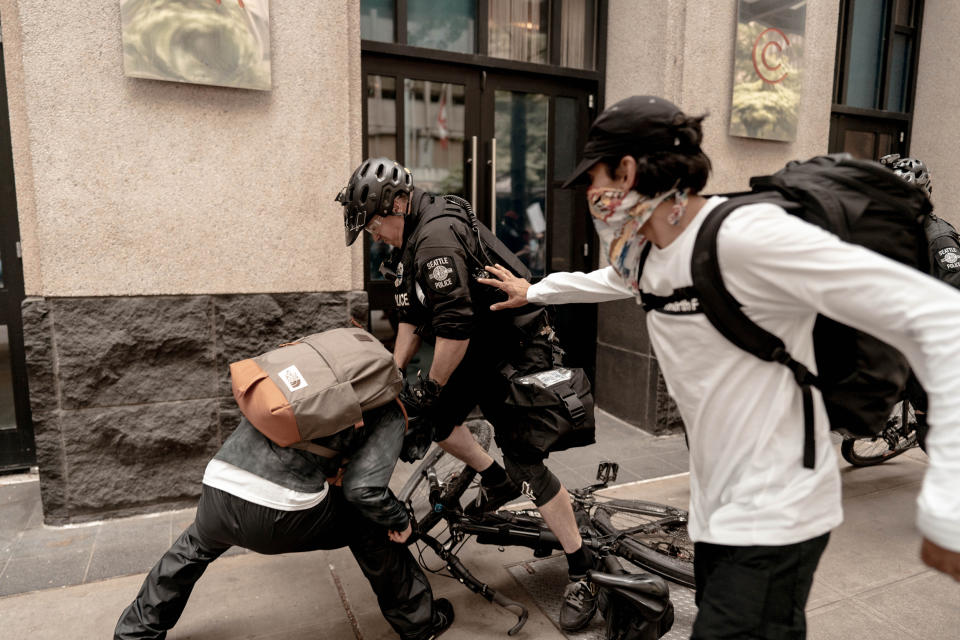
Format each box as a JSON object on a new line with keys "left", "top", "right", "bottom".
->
{"left": 0, "top": 414, "right": 957, "bottom": 639}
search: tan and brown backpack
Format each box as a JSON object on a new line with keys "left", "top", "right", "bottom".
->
{"left": 229, "top": 327, "right": 402, "bottom": 454}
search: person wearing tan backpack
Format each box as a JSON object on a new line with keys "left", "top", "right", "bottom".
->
{"left": 115, "top": 399, "right": 453, "bottom": 640}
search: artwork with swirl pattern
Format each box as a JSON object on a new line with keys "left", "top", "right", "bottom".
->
{"left": 121, "top": 0, "right": 271, "bottom": 91}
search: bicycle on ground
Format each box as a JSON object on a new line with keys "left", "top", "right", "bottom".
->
{"left": 398, "top": 419, "right": 694, "bottom": 638}
{"left": 841, "top": 395, "right": 929, "bottom": 467}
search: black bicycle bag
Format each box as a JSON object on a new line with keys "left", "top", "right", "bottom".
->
{"left": 492, "top": 364, "right": 596, "bottom": 457}
{"left": 642, "top": 154, "right": 933, "bottom": 468}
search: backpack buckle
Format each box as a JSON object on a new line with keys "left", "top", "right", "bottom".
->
{"left": 560, "top": 389, "right": 586, "bottom": 424}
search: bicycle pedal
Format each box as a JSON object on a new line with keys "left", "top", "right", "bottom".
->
{"left": 596, "top": 461, "right": 619, "bottom": 484}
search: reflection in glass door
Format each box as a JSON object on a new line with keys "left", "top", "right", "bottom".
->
{"left": 364, "top": 74, "right": 467, "bottom": 284}
{"left": 404, "top": 79, "right": 466, "bottom": 196}
{"left": 493, "top": 90, "right": 548, "bottom": 277}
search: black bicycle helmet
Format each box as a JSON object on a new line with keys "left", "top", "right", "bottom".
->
{"left": 335, "top": 157, "right": 414, "bottom": 246}
{"left": 880, "top": 154, "right": 932, "bottom": 197}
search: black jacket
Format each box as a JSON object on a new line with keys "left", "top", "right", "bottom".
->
{"left": 392, "top": 188, "right": 545, "bottom": 343}
{"left": 213, "top": 403, "right": 409, "bottom": 531}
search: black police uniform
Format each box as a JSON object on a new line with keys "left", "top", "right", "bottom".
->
{"left": 391, "top": 189, "right": 564, "bottom": 506}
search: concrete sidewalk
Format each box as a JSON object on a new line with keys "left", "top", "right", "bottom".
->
{"left": 1, "top": 424, "right": 957, "bottom": 639}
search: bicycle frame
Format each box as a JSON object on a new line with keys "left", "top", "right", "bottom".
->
{"left": 409, "top": 462, "right": 677, "bottom": 636}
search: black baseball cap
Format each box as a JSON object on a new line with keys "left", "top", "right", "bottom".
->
{"left": 561, "top": 95, "right": 694, "bottom": 188}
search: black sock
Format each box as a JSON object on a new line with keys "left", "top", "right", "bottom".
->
{"left": 566, "top": 544, "right": 595, "bottom": 580}
{"left": 479, "top": 461, "right": 507, "bottom": 486}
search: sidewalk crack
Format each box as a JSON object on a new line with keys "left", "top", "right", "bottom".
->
{"left": 80, "top": 525, "right": 101, "bottom": 584}
{"left": 329, "top": 562, "right": 363, "bottom": 640}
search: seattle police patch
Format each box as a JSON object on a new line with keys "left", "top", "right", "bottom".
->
{"left": 936, "top": 247, "right": 960, "bottom": 271}
{"left": 422, "top": 256, "right": 459, "bottom": 294}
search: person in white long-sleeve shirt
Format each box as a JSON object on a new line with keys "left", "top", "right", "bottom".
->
{"left": 479, "top": 95, "right": 960, "bottom": 639}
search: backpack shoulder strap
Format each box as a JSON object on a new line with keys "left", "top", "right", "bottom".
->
{"left": 691, "top": 198, "right": 786, "bottom": 360}
{"left": 691, "top": 198, "right": 820, "bottom": 468}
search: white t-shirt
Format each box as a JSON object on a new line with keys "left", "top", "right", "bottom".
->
{"left": 202, "top": 459, "right": 329, "bottom": 511}
{"left": 529, "top": 196, "right": 960, "bottom": 550}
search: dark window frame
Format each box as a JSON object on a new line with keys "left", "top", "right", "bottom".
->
{"left": 364, "top": 0, "right": 606, "bottom": 78}
{"left": 830, "top": 0, "right": 924, "bottom": 156}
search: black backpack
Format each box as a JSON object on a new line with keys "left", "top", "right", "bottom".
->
{"left": 642, "top": 154, "right": 933, "bottom": 468}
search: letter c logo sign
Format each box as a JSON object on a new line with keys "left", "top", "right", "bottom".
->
{"left": 752, "top": 27, "right": 790, "bottom": 84}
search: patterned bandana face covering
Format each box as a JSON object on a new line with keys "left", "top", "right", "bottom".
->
{"left": 587, "top": 187, "right": 686, "bottom": 296}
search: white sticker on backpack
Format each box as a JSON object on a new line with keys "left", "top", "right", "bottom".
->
{"left": 278, "top": 365, "right": 309, "bottom": 392}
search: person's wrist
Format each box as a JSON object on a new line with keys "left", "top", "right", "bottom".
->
{"left": 423, "top": 377, "right": 444, "bottom": 396}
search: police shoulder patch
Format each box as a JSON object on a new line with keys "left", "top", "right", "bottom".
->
{"left": 936, "top": 246, "right": 960, "bottom": 272}
{"left": 422, "top": 255, "right": 459, "bottom": 294}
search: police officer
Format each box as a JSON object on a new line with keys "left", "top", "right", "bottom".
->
{"left": 337, "top": 157, "right": 600, "bottom": 631}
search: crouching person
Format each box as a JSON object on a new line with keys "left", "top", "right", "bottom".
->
{"left": 114, "top": 400, "right": 453, "bottom": 640}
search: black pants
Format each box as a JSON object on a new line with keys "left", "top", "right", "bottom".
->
{"left": 691, "top": 533, "right": 830, "bottom": 640}
{"left": 431, "top": 335, "right": 563, "bottom": 506}
{"left": 115, "top": 485, "right": 434, "bottom": 640}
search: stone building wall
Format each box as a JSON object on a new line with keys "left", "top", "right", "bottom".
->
{"left": 23, "top": 292, "right": 367, "bottom": 525}
{"left": 0, "top": 1, "right": 366, "bottom": 522}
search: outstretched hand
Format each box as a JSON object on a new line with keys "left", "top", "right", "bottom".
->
{"left": 477, "top": 264, "right": 532, "bottom": 311}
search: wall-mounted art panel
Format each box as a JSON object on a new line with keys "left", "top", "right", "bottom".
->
{"left": 121, "top": 0, "right": 271, "bottom": 91}
{"left": 729, "top": 0, "right": 806, "bottom": 142}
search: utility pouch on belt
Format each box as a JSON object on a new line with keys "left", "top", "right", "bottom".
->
{"left": 229, "top": 328, "right": 402, "bottom": 452}
{"left": 496, "top": 365, "right": 596, "bottom": 456}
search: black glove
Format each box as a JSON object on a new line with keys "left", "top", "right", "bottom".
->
{"left": 398, "top": 374, "right": 444, "bottom": 463}
{"left": 400, "top": 374, "right": 443, "bottom": 416}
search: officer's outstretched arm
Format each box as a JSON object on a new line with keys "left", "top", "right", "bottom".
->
{"left": 394, "top": 322, "right": 421, "bottom": 371}
{"left": 429, "top": 337, "right": 470, "bottom": 386}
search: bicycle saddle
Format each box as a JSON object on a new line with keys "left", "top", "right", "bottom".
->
{"left": 587, "top": 570, "right": 671, "bottom": 620}
{"left": 588, "top": 571, "right": 669, "bottom": 598}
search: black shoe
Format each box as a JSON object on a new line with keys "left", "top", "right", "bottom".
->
{"left": 416, "top": 597, "right": 454, "bottom": 640}
{"left": 463, "top": 477, "right": 522, "bottom": 516}
{"left": 559, "top": 578, "right": 599, "bottom": 632}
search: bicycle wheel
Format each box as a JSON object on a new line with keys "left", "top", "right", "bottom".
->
{"left": 592, "top": 498, "right": 695, "bottom": 589}
{"left": 398, "top": 419, "right": 494, "bottom": 534}
{"left": 840, "top": 399, "right": 918, "bottom": 467}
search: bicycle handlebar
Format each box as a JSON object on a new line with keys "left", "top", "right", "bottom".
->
{"left": 418, "top": 531, "right": 528, "bottom": 635}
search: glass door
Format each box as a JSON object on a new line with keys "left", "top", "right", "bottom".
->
{"left": 360, "top": 56, "right": 598, "bottom": 376}
{"left": 480, "top": 74, "right": 597, "bottom": 375}
{"left": 361, "top": 56, "right": 481, "bottom": 355}
{"left": 0, "top": 39, "right": 35, "bottom": 473}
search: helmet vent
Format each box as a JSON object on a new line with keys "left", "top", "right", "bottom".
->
{"left": 392, "top": 167, "right": 399, "bottom": 182}
{"left": 359, "top": 185, "right": 369, "bottom": 202}
{"left": 376, "top": 163, "right": 385, "bottom": 179}
{"left": 359, "top": 162, "right": 370, "bottom": 177}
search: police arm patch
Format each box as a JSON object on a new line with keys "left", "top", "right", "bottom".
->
{"left": 936, "top": 246, "right": 960, "bottom": 272}
{"left": 421, "top": 255, "right": 460, "bottom": 294}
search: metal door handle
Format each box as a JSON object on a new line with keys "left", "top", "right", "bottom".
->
{"left": 469, "top": 136, "right": 478, "bottom": 211}
{"left": 488, "top": 138, "right": 496, "bottom": 226}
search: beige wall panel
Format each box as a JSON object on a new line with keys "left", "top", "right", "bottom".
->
{"left": 911, "top": 2, "right": 958, "bottom": 225}
{"left": 604, "top": 0, "right": 839, "bottom": 194}
{"left": 1, "top": 0, "right": 362, "bottom": 296}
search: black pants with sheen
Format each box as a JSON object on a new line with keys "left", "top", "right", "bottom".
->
{"left": 114, "top": 485, "right": 434, "bottom": 640}
{"left": 691, "top": 532, "right": 830, "bottom": 640}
